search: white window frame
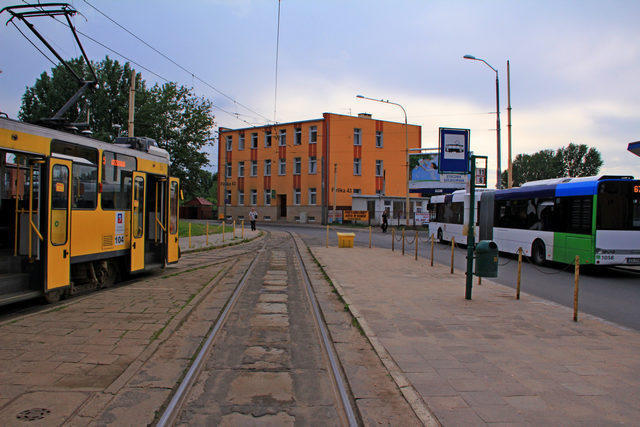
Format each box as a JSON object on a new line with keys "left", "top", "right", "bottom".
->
{"left": 279, "top": 129, "right": 286, "bottom": 146}
{"left": 264, "top": 190, "right": 271, "bottom": 206}
{"left": 294, "top": 127, "right": 302, "bottom": 145}
{"left": 250, "top": 132, "right": 258, "bottom": 149}
{"left": 308, "top": 156, "right": 317, "bottom": 174}
{"left": 226, "top": 135, "right": 233, "bottom": 151}
{"left": 309, "top": 125, "right": 317, "bottom": 144}
{"left": 238, "top": 191, "right": 244, "bottom": 206}
{"left": 375, "top": 160, "right": 383, "bottom": 177}
{"left": 353, "top": 158, "right": 361, "bottom": 176}
{"left": 376, "top": 131, "right": 383, "bottom": 148}
{"left": 279, "top": 158, "right": 286, "bottom": 175}
{"left": 294, "top": 188, "right": 301, "bottom": 205}
{"left": 250, "top": 160, "right": 258, "bottom": 177}
{"left": 264, "top": 159, "right": 271, "bottom": 176}
{"left": 225, "top": 162, "right": 232, "bottom": 178}
{"left": 265, "top": 130, "right": 272, "bottom": 147}
{"left": 353, "top": 128, "right": 361, "bottom": 146}
{"left": 238, "top": 161, "right": 245, "bottom": 178}
{"left": 294, "top": 157, "right": 301, "bottom": 175}
{"left": 309, "top": 187, "right": 317, "bottom": 205}
{"left": 238, "top": 134, "right": 245, "bottom": 150}
{"left": 250, "top": 189, "right": 257, "bottom": 205}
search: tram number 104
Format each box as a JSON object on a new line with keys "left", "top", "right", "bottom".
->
{"left": 115, "top": 235, "right": 125, "bottom": 245}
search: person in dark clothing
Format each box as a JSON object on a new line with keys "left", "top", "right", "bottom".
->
{"left": 381, "top": 208, "right": 389, "bottom": 233}
{"left": 249, "top": 207, "right": 258, "bottom": 231}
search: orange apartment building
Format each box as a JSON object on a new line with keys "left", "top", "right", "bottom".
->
{"left": 218, "top": 112, "right": 421, "bottom": 223}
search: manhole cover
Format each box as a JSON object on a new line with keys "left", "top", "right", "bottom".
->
{"left": 16, "top": 408, "right": 50, "bottom": 421}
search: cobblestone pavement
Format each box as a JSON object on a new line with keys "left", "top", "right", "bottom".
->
{"left": 311, "top": 246, "right": 640, "bottom": 425}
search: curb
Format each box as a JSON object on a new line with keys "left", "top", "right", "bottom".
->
{"left": 307, "top": 245, "right": 440, "bottom": 427}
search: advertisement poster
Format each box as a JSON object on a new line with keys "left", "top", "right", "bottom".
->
{"left": 410, "top": 153, "right": 466, "bottom": 187}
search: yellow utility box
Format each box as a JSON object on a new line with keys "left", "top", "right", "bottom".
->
{"left": 337, "top": 232, "right": 355, "bottom": 248}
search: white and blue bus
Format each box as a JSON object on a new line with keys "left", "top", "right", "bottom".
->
{"left": 429, "top": 176, "right": 640, "bottom": 266}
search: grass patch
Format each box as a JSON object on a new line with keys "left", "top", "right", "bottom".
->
{"left": 178, "top": 220, "right": 224, "bottom": 237}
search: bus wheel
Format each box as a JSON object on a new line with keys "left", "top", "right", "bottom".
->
{"left": 532, "top": 240, "right": 546, "bottom": 265}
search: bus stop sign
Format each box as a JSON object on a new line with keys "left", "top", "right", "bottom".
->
{"left": 439, "top": 128, "right": 470, "bottom": 174}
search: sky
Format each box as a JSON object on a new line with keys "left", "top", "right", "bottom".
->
{"left": 1, "top": 0, "right": 639, "bottom": 187}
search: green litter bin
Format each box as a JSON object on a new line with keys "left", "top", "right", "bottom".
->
{"left": 475, "top": 240, "right": 498, "bottom": 277}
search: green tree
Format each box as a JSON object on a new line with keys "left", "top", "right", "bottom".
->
{"left": 502, "top": 143, "right": 603, "bottom": 187}
{"left": 19, "top": 56, "right": 215, "bottom": 198}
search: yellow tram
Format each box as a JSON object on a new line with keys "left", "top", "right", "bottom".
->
{"left": 0, "top": 117, "right": 180, "bottom": 305}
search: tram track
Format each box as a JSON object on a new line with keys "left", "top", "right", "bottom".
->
{"left": 156, "top": 231, "right": 360, "bottom": 426}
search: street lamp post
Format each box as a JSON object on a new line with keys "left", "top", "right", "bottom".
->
{"left": 356, "top": 95, "right": 410, "bottom": 225}
{"left": 463, "top": 54, "right": 501, "bottom": 189}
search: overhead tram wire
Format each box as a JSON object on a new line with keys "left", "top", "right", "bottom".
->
{"left": 81, "top": 0, "right": 273, "bottom": 125}
{"left": 18, "top": 7, "right": 256, "bottom": 127}
{"left": 9, "top": 20, "right": 57, "bottom": 67}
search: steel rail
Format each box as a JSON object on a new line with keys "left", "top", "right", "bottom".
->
{"left": 156, "top": 237, "right": 266, "bottom": 427}
{"left": 288, "top": 232, "right": 360, "bottom": 427}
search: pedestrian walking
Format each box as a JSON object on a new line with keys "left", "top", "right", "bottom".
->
{"left": 249, "top": 207, "right": 258, "bottom": 231}
{"left": 381, "top": 208, "right": 389, "bottom": 233}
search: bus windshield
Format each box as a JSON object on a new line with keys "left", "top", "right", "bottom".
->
{"left": 596, "top": 180, "right": 640, "bottom": 230}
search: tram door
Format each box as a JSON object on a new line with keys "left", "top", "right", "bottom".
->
{"left": 166, "top": 177, "right": 180, "bottom": 264}
{"left": 47, "top": 158, "right": 72, "bottom": 290}
{"left": 130, "top": 171, "right": 146, "bottom": 272}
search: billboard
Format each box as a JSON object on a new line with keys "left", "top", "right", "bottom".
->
{"left": 409, "top": 152, "right": 467, "bottom": 193}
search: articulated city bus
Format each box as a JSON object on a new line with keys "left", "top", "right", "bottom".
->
{"left": 429, "top": 176, "right": 640, "bottom": 266}
{"left": 0, "top": 117, "right": 181, "bottom": 306}
{"left": 477, "top": 176, "right": 640, "bottom": 265}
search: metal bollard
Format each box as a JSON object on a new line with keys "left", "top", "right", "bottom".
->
{"left": 392, "top": 228, "right": 395, "bottom": 252}
{"left": 430, "top": 234, "right": 434, "bottom": 267}
{"left": 233, "top": 220, "right": 236, "bottom": 238}
{"left": 206, "top": 222, "right": 209, "bottom": 246}
{"left": 326, "top": 224, "right": 329, "bottom": 248}
{"left": 573, "top": 255, "right": 580, "bottom": 322}
{"left": 188, "top": 223, "right": 192, "bottom": 248}
{"left": 516, "top": 247, "right": 522, "bottom": 299}
{"left": 414, "top": 230, "right": 418, "bottom": 260}
{"left": 222, "top": 221, "right": 225, "bottom": 242}
{"left": 450, "top": 236, "right": 455, "bottom": 274}
{"left": 402, "top": 228, "right": 405, "bottom": 255}
{"left": 369, "top": 226, "right": 372, "bottom": 249}
{"left": 241, "top": 220, "right": 245, "bottom": 239}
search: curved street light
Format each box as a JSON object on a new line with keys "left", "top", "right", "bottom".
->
{"left": 356, "top": 94, "right": 410, "bottom": 225}
{"left": 464, "top": 54, "right": 501, "bottom": 189}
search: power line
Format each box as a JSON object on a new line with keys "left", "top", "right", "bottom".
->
{"left": 81, "top": 0, "right": 273, "bottom": 125}
{"left": 10, "top": 20, "right": 57, "bottom": 67}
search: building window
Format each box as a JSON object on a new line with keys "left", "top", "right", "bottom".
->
{"left": 265, "top": 130, "right": 272, "bottom": 147}
{"left": 238, "top": 134, "right": 245, "bottom": 150}
{"left": 294, "top": 127, "right": 302, "bottom": 145}
{"left": 353, "top": 158, "right": 361, "bottom": 175}
{"left": 376, "top": 189, "right": 382, "bottom": 195}
{"left": 225, "top": 189, "right": 231, "bottom": 204}
{"left": 309, "top": 188, "right": 317, "bottom": 205}
{"left": 375, "top": 160, "right": 383, "bottom": 177}
{"left": 279, "top": 129, "right": 286, "bottom": 146}
{"left": 309, "top": 125, "right": 317, "bottom": 144}
{"left": 238, "top": 191, "right": 244, "bottom": 205}
{"left": 353, "top": 188, "right": 361, "bottom": 194}
{"left": 226, "top": 135, "right": 233, "bottom": 151}
{"left": 376, "top": 131, "right": 383, "bottom": 148}
{"left": 264, "top": 190, "right": 271, "bottom": 206}
{"left": 353, "top": 128, "right": 361, "bottom": 146}
{"left": 238, "top": 161, "right": 245, "bottom": 178}
{"left": 294, "top": 157, "right": 301, "bottom": 175}
{"left": 308, "top": 156, "right": 317, "bottom": 174}
{"left": 279, "top": 158, "right": 286, "bottom": 175}
{"left": 225, "top": 162, "right": 232, "bottom": 178}
{"left": 251, "top": 189, "right": 257, "bottom": 205}
{"left": 264, "top": 159, "right": 271, "bottom": 176}
{"left": 294, "top": 188, "right": 301, "bottom": 205}
{"left": 250, "top": 133, "right": 258, "bottom": 149}
{"left": 251, "top": 160, "right": 258, "bottom": 176}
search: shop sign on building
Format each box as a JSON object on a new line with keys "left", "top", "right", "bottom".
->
{"left": 343, "top": 210, "right": 369, "bottom": 221}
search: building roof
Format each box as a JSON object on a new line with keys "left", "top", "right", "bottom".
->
{"left": 185, "top": 197, "right": 214, "bottom": 207}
